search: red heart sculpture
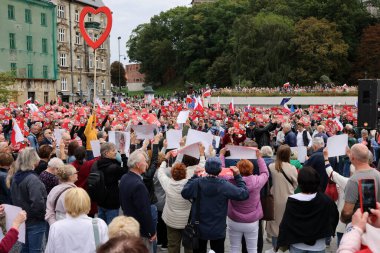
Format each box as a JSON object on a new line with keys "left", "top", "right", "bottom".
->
{"left": 79, "top": 6, "right": 112, "bottom": 50}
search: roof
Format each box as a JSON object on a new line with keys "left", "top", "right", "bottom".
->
{"left": 75, "top": 0, "right": 105, "bottom": 8}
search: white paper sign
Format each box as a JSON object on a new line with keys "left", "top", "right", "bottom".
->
{"left": 226, "top": 145, "right": 257, "bottom": 159}
{"left": 90, "top": 140, "right": 101, "bottom": 157}
{"left": 166, "top": 129, "right": 182, "bottom": 149}
{"left": 214, "top": 136, "right": 221, "bottom": 148}
{"left": 27, "top": 104, "right": 38, "bottom": 112}
{"left": 178, "top": 142, "right": 201, "bottom": 158}
{"left": 53, "top": 129, "right": 66, "bottom": 147}
{"left": 327, "top": 134, "right": 348, "bottom": 157}
{"left": 132, "top": 125, "right": 156, "bottom": 140}
{"left": 108, "top": 131, "right": 131, "bottom": 155}
{"left": 185, "top": 129, "right": 213, "bottom": 154}
{"left": 2, "top": 204, "right": 25, "bottom": 243}
{"left": 291, "top": 146, "right": 307, "bottom": 163}
{"left": 177, "top": 111, "right": 190, "bottom": 124}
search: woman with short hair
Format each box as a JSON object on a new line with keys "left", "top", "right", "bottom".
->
{"left": 10, "top": 147, "right": 47, "bottom": 252}
{"left": 39, "top": 157, "right": 64, "bottom": 194}
{"left": 108, "top": 216, "right": 140, "bottom": 238}
{"left": 45, "top": 188, "right": 108, "bottom": 253}
{"left": 45, "top": 165, "right": 78, "bottom": 225}
{"left": 97, "top": 235, "right": 148, "bottom": 253}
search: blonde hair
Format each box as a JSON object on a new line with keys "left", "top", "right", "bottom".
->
{"left": 15, "top": 147, "right": 40, "bottom": 171}
{"left": 108, "top": 216, "right": 140, "bottom": 238}
{"left": 64, "top": 188, "right": 90, "bottom": 217}
{"left": 56, "top": 165, "right": 77, "bottom": 182}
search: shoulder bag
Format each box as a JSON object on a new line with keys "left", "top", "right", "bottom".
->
{"left": 280, "top": 168, "right": 294, "bottom": 188}
{"left": 92, "top": 218, "right": 100, "bottom": 248}
{"left": 325, "top": 171, "right": 338, "bottom": 201}
{"left": 260, "top": 181, "right": 274, "bottom": 221}
{"left": 182, "top": 181, "right": 201, "bottom": 250}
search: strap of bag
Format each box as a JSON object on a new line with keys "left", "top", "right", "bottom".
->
{"left": 92, "top": 218, "right": 100, "bottom": 247}
{"left": 53, "top": 186, "right": 72, "bottom": 211}
{"left": 194, "top": 180, "right": 201, "bottom": 225}
{"left": 280, "top": 169, "right": 293, "bottom": 187}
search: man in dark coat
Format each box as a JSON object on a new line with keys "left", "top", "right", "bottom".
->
{"left": 283, "top": 123, "right": 297, "bottom": 147}
{"left": 254, "top": 118, "right": 278, "bottom": 148}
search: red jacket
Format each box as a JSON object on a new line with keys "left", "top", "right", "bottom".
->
{"left": 0, "top": 228, "right": 18, "bottom": 253}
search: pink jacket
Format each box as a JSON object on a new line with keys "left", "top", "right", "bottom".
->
{"left": 227, "top": 158, "right": 269, "bottom": 223}
{"left": 338, "top": 224, "right": 380, "bottom": 253}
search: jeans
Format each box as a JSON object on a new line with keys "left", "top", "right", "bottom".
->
{"left": 194, "top": 238, "right": 225, "bottom": 253}
{"left": 343, "top": 160, "right": 351, "bottom": 177}
{"left": 150, "top": 205, "right": 158, "bottom": 253}
{"left": 227, "top": 218, "right": 259, "bottom": 253}
{"left": 97, "top": 207, "right": 119, "bottom": 225}
{"left": 337, "top": 232, "right": 344, "bottom": 247}
{"left": 166, "top": 226, "right": 192, "bottom": 253}
{"left": 289, "top": 245, "right": 325, "bottom": 253}
{"left": 271, "top": 236, "right": 278, "bottom": 249}
{"left": 22, "top": 221, "right": 47, "bottom": 253}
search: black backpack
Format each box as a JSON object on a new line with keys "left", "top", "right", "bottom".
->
{"left": 86, "top": 161, "right": 107, "bottom": 203}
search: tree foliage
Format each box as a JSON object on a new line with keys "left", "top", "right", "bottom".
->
{"left": 110, "top": 61, "right": 126, "bottom": 87}
{"left": 0, "top": 72, "right": 16, "bottom": 102}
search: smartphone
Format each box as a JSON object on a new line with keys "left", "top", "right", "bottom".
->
{"left": 359, "top": 179, "right": 377, "bottom": 213}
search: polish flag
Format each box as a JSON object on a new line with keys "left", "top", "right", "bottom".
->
{"left": 194, "top": 97, "right": 204, "bottom": 112}
{"left": 229, "top": 99, "right": 235, "bottom": 114}
{"left": 334, "top": 117, "right": 344, "bottom": 131}
{"left": 120, "top": 99, "right": 127, "bottom": 108}
{"left": 215, "top": 96, "right": 221, "bottom": 110}
{"left": 24, "top": 98, "right": 32, "bottom": 105}
{"left": 11, "top": 119, "right": 25, "bottom": 144}
{"left": 186, "top": 95, "right": 192, "bottom": 104}
{"left": 34, "top": 99, "right": 40, "bottom": 105}
{"left": 203, "top": 89, "right": 211, "bottom": 98}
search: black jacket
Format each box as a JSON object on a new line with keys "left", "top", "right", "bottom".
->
{"left": 254, "top": 122, "right": 277, "bottom": 148}
{"left": 304, "top": 148, "right": 331, "bottom": 191}
{"left": 10, "top": 171, "right": 47, "bottom": 224}
{"left": 96, "top": 155, "right": 128, "bottom": 209}
{"left": 143, "top": 144, "right": 159, "bottom": 204}
{"left": 277, "top": 192, "right": 339, "bottom": 249}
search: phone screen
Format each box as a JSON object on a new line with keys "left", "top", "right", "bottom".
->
{"left": 360, "top": 179, "right": 376, "bottom": 213}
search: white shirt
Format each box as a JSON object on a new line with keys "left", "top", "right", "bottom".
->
{"left": 45, "top": 214, "right": 108, "bottom": 253}
{"left": 296, "top": 130, "right": 312, "bottom": 148}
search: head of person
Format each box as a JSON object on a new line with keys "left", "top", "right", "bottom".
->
{"left": 38, "top": 144, "right": 54, "bottom": 160}
{"left": 64, "top": 188, "right": 90, "bottom": 217}
{"left": 312, "top": 137, "right": 325, "bottom": 151}
{"left": 275, "top": 145, "right": 291, "bottom": 172}
{"left": 297, "top": 166, "right": 320, "bottom": 193}
{"left": 108, "top": 216, "right": 140, "bottom": 239}
{"left": 236, "top": 159, "right": 253, "bottom": 176}
{"left": 96, "top": 235, "right": 148, "bottom": 253}
{"left": 30, "top": 124, "right": 40, "bottom": 135}
{"left": 0, "top": 153, "right": 14, "bottom": 169}
{"left": 47, "top": 157, "right": 65, "bottom": 175}
{"left": 261, "top": 146, "right": 273, "bottom": 158}
{"left": 15, "top": 147, "right": 40, "bottom": 171}
{"left": 101, "top": 143, "right": 117, "bottom": 160}
{"left": 205, "top": 157, "right": 222, "bottom": 176}
{"left": 282, "top": 123, "right": 291, "bottom": 134}
{"left": 97, "top": 131, "right": 108, "bottom": 141}
{"left": 290, "top": 150, "right": 298, "bottom": 160}
{"left": 317, "top": 125, "right": 325, "bottom": 133}
{"left": 0, "top": 142, "right": 11, "bottom": 153}
{"left": 171, "top": 163, "right": 187, "bottom": 181}
{"left": 248, "top": 122, "right": 255, "bottom": 129}
{"left": 127, "top": 150, "right": 149, "bottom": 175}
{"left": 67, "top": 140, "right": 79, "bottom": 158}
{"left": 256, "top": 118, "right": 264, "bottom": 127}
{"left": 61, "top": 132, "right": 71, "bottom": 146}
{"left": 350, "top": 143, "right": 370, "bottom": 168}
{"left": 361, "top": 129, "right": 369, "bottom": 140}
{"left": 347, "top": 129, "right": 356, "bottom": 137}
{"left": 43, "top": 128, "right": 53, "bottom": 139}
{"left": 74, "top": 146, "right": 86, "bottom": 164}
{"left": 296, "top": 122, "right": 305, "bottom": 132}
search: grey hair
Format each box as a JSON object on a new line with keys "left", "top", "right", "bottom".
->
{"left": 345, "top": 124, "right": 353, "bottom": 130}
{"left": 283, "top": 123, "right": 291, "bottom": 130}
{"left": 261, "top": 146, "right": 273, "bottom": 157}
{"left": 97, "top": 131, "right": 106, "bottom": 139}
{"left": 100, "top": 143, "right": 116, "bottom": 157}
{"left": 15, "top": 147, "right": 40, "bottom": 171}
{"left": 361, "top": 129, "right": 368, "bottom": 135}
{"left": 127, "top": 150, "right": 148, "bottom": 169}
{"left": 312, "top": 137, "right": 325, "bottom": 148}
{"left": 47, "top": 157, "right": 64, "bottom": 169}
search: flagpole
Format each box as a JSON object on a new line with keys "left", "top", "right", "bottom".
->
{"left": 93, "top": 48, "right": 97, "bottom": 110}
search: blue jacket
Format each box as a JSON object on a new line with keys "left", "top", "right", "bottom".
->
{"left": 181, "top": 175, "right": 249, "bottom": 240}
{"left": 284, "top": 131, "right": 297, "bottom": 147}
{"left": 119, "top": 171, "right": 155, "bottom": 238}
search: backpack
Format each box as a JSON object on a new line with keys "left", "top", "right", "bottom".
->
{"left": 86, "top": 161, "right": 107, "bottom": 203}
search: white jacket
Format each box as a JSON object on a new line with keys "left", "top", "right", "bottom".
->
{"left": 158, "top": 161, "right": 191, "bottom": 229}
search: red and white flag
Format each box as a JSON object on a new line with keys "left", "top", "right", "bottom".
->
{"left": 334, "top": 117, "right": 344, "bottom": 131}
{"left": 203, "top": 89, "right": 211, "bottom": 98}
{"left": 229, "top": 98, "right": 235, "bottom": 114}
{"left": 194, "top": 97, "right": 204, "bottom": 112}
{"left": 57, "top": 96, "right": 62, "bottom": 105}
{"left": 24, "top": 98, "right": 32, "bottom": 105}
{"left": 215, "top": 96, "right": 221, "bottom": 111}
{"left": 11, "top": 119, "right": 25, "bottom": 144}
{"left": 34, "top": 100, "right": 40, "bottom": 105}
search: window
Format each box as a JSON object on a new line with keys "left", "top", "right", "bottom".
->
{"left": 57, "top": 5, "right": 65, "bottom": 18}
{"left": 8, "top": 5, "right": 15, "bottom": 20}
{"left": 89, "top": 55, "right": 93, "bottom": 68}
{"left": 75, "top": 10, "right": 79, "bottom": 22}
{"left": 61, "top": 77, "right": 67, "bottom": 91}
{"left": 60, "top": 53, "right": 67, "bottom": 67}
{"left": 44, "top": 92, "right": 48, "bottom": 104}
{"left": 88, "top": 13, "right": 92, "bottom": 22}
{"left": 58, "top": 29, "right": 65, "bottom": 42}
{"left": 26, "top": 36, "right": 33, "bottom": 51}
{"left": 96, "top": 57, "right": 99, "bottom": 69}
{"left": 25, "top": 9, "right": 32, "bottom": 23}
{"left": 77, "top": 80, "right": 81, "bottom": 91}
{"left": 101, "top": 80, "right": 105, "bottom": 90}
{"left": 75, "top": 32, "right": 81, "bottom": 45}
{"left": 76, "top": 55, "right": 81, "bottom": 68}
{"left": 10, "top": 63, "right": 17, "bottom": 76}
{"left": 41, "top": 13, "right": 46, "bottom": 26}
{"left": 9, "top": 33, "right": 16, "bottom": 49}
{"left": 27, "top": 64, "right": 33, "bottom": 78}
{"left": 42, "top": 38, "right": 48, "bottom": 53}
{"left": 43, "top": 66, "right": 48, "bottom": 79}
{"left": 101, "top": 59, "right": 105, "bottom": 70}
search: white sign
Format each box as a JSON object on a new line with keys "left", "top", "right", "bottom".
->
{"left": 132, "top": 124, "right": 156, "bottom": 140}
{"left": 178, "top": 142, "right": 201, "bottom": 158}
{"left": 53, "top": 129, "right": 66, "bottom": 147}
{"left": 226, "top": 145, "right": 257, "bottom": 160}
{"left": 90, "top": 140, "right": 101, "bottom": 157}
{"left": 108, "top": 131, "right": 131, "bottom": 156}
{"left": 166, "top": 129, "right": 182, "bottom": 150}
{"left": 291, "top": 146, "right": 307, "bottom": 163}
{"left": 326, "top": 134, "right": 348, "bottom": 157}
{"left": 185, "top": 129, "right": 213, "bottom": 154}
{"left": 2, "top": 204, "right": 26, "bottom": 243}
{"left": 177, "top": 111, "right": 190, "bottom": 124}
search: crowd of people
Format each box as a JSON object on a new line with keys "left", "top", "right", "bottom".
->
{"left": 0, "top": 94, "right": 378, "bottom": 253}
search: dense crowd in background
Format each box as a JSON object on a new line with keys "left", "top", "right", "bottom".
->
{"left": 0, "top": 94, "right": 378, "bottom": 253}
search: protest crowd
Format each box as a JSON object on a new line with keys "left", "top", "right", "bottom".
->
{"left": 0, "top": 93, "right": 379, "bottom": 253}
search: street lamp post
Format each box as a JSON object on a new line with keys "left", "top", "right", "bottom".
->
{"left": 118, "top": 36, "right": 121, "bottom": 92}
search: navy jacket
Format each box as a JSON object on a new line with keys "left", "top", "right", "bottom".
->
{"left": 284, "top": 131, "right": 297, "bottom": 147}
{"left": 304, "top": 148, "right": 330, "bottom": 192}
{"left": 181, "top": 175, "right": 249, "bottom": 240}
{"left": 119, "top": 171, "right": 155, "bottom": 238}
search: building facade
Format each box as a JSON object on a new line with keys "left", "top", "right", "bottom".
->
{"left": 125, "top": 63, "right": 145, "bottom": 91}
{"left": 0, "top": 0, "right": 57, "bottom": 104}
{"left": 53, "top": 0, "right": 111, "bottom": 102}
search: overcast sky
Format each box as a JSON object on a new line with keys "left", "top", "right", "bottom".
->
{"left": 103, "top": 0, "right": 191, "bottom": 64}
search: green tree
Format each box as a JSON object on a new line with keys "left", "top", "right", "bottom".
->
{"left": 0, "top": 72, "right": 16, "bottom": 102}
{"left": 110, "top": 61, "right": 126, "bottom": 88}
{"left": 291, "top": 17, "right": 349, "bottom": 84}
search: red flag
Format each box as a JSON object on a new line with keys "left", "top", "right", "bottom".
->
{"left": 57, "top": 96, "right": 62, "bottom": 105}
{"left": 186, "top": 95, "right": 192, "bottom": 104}
{"left": 194, "top": 97, "right": 204, "bottom": 112}
{"left": 202, "top": 89, "right": 211, "bottom": 98}
{"left": 229, "top": 98, "right": 235, "bottom": 114}
{"left": 24, "top": 98, "right": 32, "bottom": 105}
{"left": 215, "top": 96, "right": 221, "bottom": 111}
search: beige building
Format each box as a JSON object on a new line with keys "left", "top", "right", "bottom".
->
{"left": 53, "top": 0, "right": 111, "bottom": 102}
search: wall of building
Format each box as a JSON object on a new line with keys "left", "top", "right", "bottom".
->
{"left": 125, "top": 63, "right": 145, "bottom": 91}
